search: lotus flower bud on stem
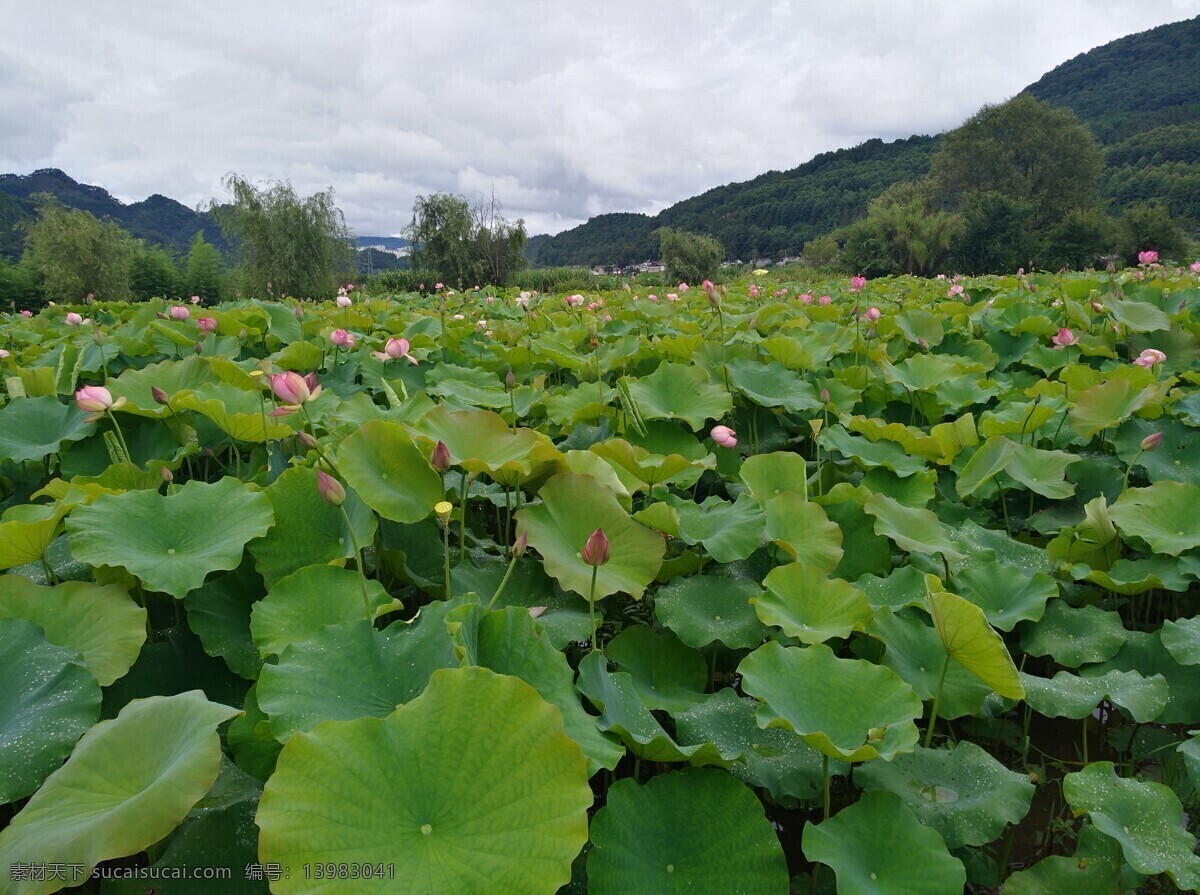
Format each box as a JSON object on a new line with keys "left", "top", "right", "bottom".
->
{"left": 711, "top": 425, "right": 737, "bottom": 449}
{"left": 151, "top": 387, "right": 170, "bottom": 406}
{"left": 1141, "top": 432, "right": 1162, "bottom": 452}
{"left": 161, "top": 467, "right": 174, "bottom": 484}
{"left": 316, "top": 470, "right": 345, "bottom": 506}
{"left": 513, "top": 530, "right": 527, "bottom": 558}
{"left": 582, "top": 528, "right": 610, "bottom": 567}
{"left": 505, "top": 368, "right": 516, "bottom": 390}
{"left": 297, "top": 431, "right": 318, "bottom": 450}
{"left": 431, "top": 440, "right": 451, "bottom": 472}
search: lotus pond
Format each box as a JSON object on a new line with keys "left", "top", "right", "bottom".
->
{"left": 1, "top": 266, "right": 1200, "bottom": 894}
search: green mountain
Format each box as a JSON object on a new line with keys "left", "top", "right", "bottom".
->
{"left": 532, "top": 15, "right": 1200, "bottom": 267}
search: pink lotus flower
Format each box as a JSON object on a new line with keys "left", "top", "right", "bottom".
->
{"left": 316, "top": 470, "right": 345, "bottom": 506}
{"left": 20, "top": 310, "right": 31, "bottom": 317}
{"left": 1133, "top": 348, "right": 1166, "bottom": 368}
{"left": 863, "top": 307, "right": 881, "bottom": 322}
{"left": 799, "top": 293, "right": 813, "bottom": 305}
{"left": 0, "top": 349, "right": 9, "bottom": 359}
{"left": 582, "top": 528, "right": 610, "bottom": 566}
{"left": 373, "top": 337, "right": 418, "bottom": 365}
{"left": 1138, "top": 250, "right": 1159, "bottom": 265}
{"left": 336, "top": 294, "right": 352, "bottom": 308}
{"left": 665, "top": 292, "right": 678, "bottom": 301}
{"left": 75, "top": 385, "right": 123, "bottom": 414}
{"left": 677, "top": 282, "right": 689, "bottom": 292}
{"left": 1051, "top": 328, "right": 1077, "bottom": 348}
{"left": 748, "top": 284, "right": 760, "bottom": 298}
{"left": 65, "top": 312, "right": 83, "bottom": 325}
{"left": 711, "top": 425, "right": 737, "bottom": 449}
{"left": 269, "top": 371, "right": 321, "bottom": 406}
{"left": 330, "top": 329, "right": 355, "bottom": 348}
{"left": 850, "top": 275, "right": 867, "bottom": 292}
{"left": 435, "top": 282, "right": 445, "bottom": 290}
{"left": 565, "top": 294, "right": 585, "bottom": 308}
{"left": 648, "top": 294, "right": 659, "bottom": 302}
{"left": 948, "top": 284, "right": 964, "bottom": 297}
{"left": 1191, "top": 261, "right": 1200, "bottom": 274}
{"left": 817, "top": 295, "right": 831, "bottom": 306}
{"left": 197, "top": 317, "right": 218, "bottom": 332}
{"left": 190, "top": 295, "right": 201, "bottom": 305}
{"left": 516, "top": 292, "right": 531, "bottom": 308}
{"left": 169, "top": 306, "right": 190, "bottom": 321}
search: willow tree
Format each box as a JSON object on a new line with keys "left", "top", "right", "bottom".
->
{"left": 212, "top": 175, "right": 353, "bottom": 299}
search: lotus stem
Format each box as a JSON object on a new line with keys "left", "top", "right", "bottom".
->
{"left": 105, "top": 409, "right": 132, "bottom": 464}
{"left": 486, "top": 549, "right": 519, "bottom": 611}
{"left": 924, "top": 653, "right": 951, "bottom": 748}
{"left": 338, "top": 504, "right": 373, "bottom": 623}
{"left": 588, "top": 565, "right": 600, "bottom": 653}
{"left": 1121, "top": 447, "right": 1144, "bottom": 494}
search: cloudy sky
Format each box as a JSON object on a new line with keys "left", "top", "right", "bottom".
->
{"left": 3, "top": 0, "right": 1199, "bottom": 237}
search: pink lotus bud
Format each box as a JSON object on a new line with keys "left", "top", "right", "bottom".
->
{"left": 295, "top": 304, "right": 304, "bottom": 320}
{"left": 194, "top": 341, "right": 203, "bottom": 354}
{"left": 1133, "top": 348, "right": 1166, "bottom": 368}
{"left": 748, "top": 284, "right": 759, "bottom": 298}
{"left": 161, "top": 467, "right": 174, "bottom": 483}
{"left": 0, "top": 349, "right": 9, "bottom": 359}
{"left": 1140, "top": 432, "right": 1163, "bottom": 452}
{"left": 330, "top": 329, "right": 355, "bottom": 348}
{"left": 336, "top": 294, "right": 352, "bottom": 308}
{"left": 513, "top": 530, "right": 528, "bottom": 557}
{"left": 65, "top": 312, "right": 83, "bottom": 325}
{"left": 198, "top": 316, "right": 217, "bottom": 332}
{"left": 170, "top": 306, "right": 190, "bottom": 320}
{"left": 711, "top": 425, "right": 738, "bottom": 449}
{"left": 820, "top": 388, "right": 831, "bottom": 404}
{"left": 75, "top": 385, "right": 116, "bottom": 412}
{"left": 1091, "top": 301, "right": 1104, "bottom": 312}
{"left": 190, "top": 295, "right": 201, "bottom": 305}
{"left": 918, "top": 338, "right": 928, "bottom": 350}
{"left": 151, "top": 386, "right": 170, "bottom": 405}
{"left": 316, "top": 470, "right": 346, "bottom": 506}
{"left": 1138, "top": 250, "right": 1159, "bottom": 265}
{"left": 678, "top": 282, "right": 689, "bottom": 292}
{"left": 505, "top": 368, "right": 516, "bottom": 389}
{"left": 20, "top": 310, "right": 31, "bottom": 317}
{"left": 849, "top": 275, "right": 867, "bottom": 292}
{"left": 1191, "top": 261, "right": 1200, "bottom": 274}
{"left": 269, "top": 371, "right": 312, "bottom": 405}
{"left": 863, "top": 306, "right": 881, "bottom": 322}
{"left": 435, "top": 282, "right": 445, "bottom": 290}
{"left": 582, "top": 528, "right": 610, "bottom": 567}
{"left": 297, "top": 431, "right": 318, "bottom": 450}
{"left": 431, "top": 440, "right": 451, "bottom": 472}
{"left": 1051, "top": 328, "right": 1077, "bottom": 348}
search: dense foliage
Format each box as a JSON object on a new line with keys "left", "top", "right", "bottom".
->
{"left": 407, "top": 193, "right": 529, "bottom": 289}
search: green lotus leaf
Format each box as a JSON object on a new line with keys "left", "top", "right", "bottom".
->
{"left": 820, "top": 497, "right": 894, "bottom": 579}
{"left": 1004, "top": 442, "right": 1079, "bottom": 498}
{"left": 1021, "top": 669, "right": 1167, "bottom": 723}
{"left": 753, "top": 563, "right": 873, "bottom": 644}
{"left": 653, "top": 574, "right": 768, "bottom": 649}
{"left": 1063, "top": 761, "right": 1200, "bottom": 890}
{"left": 860, "top": 466, "right": 936, "bottom": 507}
{"left": 257, "top": 614, "right": 456, "bottom": 742}
{"left": 802, "top": 790, "right": 966, "bottom": 895}
{"left": 951, "top": 557, "right": 1056, "bottom": 631}
{"left": 587, "top": 768, "right": 789, "bottom": 895}
{"left": 624, "top": 362, "right": 733, "bottom": 431}
{"left": 821, "top": 425, "right": 930, "bottom": 477}
{"left": 1046, "top": 496, "right": 1120, "bottom": 570}
{"left": 1072, "top": 556, "right": 1193, "bottom": 594}
{"left": 0, "top": 396, "right": 96, "bottom": 464}
{"left": 174, "top": 381, "right": 295, "bottom": 442}
{"left": 257, "top": 667, "right": 592, "bottom": 895}
{"left": 445, "top": 605, "right": 623, "bottom": 776}
{"left": 893, "top": 308, "right": 945, "bottom": 347}
{"left": 337, "top": 419, "right": 444, "bottom": 523}
{"left": 106, "top": 354, "right": 219, "bottom": 417}
{"left": 0, "top": 577, "right": 145, "bottom": 686}
{"left": 1001, "top": 825, "right": 1124, "bottom": 895}
{"left": 1162, "top": 616, "right": 1200, "bottom": 665}
{"left": 182, "top": 560, "right": 265, "bottom": 680}
{"left": 516, "top": 473, "right": 664, "bottom": 601}
{"left": 764, "top": 493, "right": 843, "bottom": 571}
{"left": 248, "top": 466, "right": 376, "bottom": 587}
{"left": 979, "top": 400, "right": 1056, "bottom": 439}
{"left": 884, "top": 353, "right": 982, "bottom": 392}
{"left": 848, "top": 417, "right": 944, "bottom": 461}
{"left": 1107, "top": 297, "right": 1171, "bottom": 332}
{"left": 605, "top": 626, "right": 708, "bottom": 714}
{"left": 1180, "top": 734, "right": 1200, "bottom": 792}
{"left": 0, "top": 503, "right": 67, "bottom": 570}
{"left": 1113, "top": 418, "right": 1200, "bottom": 487}
{"left": 868, "top": 608, "right": 992, "bottom": 719}
{"left": 727, "top": 357, "right": 822, "bottom": 413}
{"left": 1109, "top": 481, "right": 1200, "bottom": 556}
{"left": 950, "top": 518, "right": 1054, "bottom": 573}
{"left": 857, "top": 565, "right": 928, "bottom": 611}
{"left": 1081, "top": 630, "right": 1200, "bottom": 725}
{"left": 865, "top": 493, "right": 965, "bottom": 561}
{"left": 545, "top": 383, "right": 614, "bottom": 425}
{"left": 226, "top": 683, "right": 280, "bottom": 782}
{"left": 738, "top": 642, "right": 923, "bottom": 762}
{"left": 1068, "top": 378, "right": 1158, "bottom": 439}
{"left": 675, "top": 689, "right": 847, "bottom": 802}
{"left": 0, "top": 691, "right": 239, "bottom": 895}
{"left": 411, "top": 404, "right": 568, "bottom": 487}
{"left": 251, "top": 565, "right": 398, "bottom": 659}
{"left": 739, "top": 451, "right": 809, "bottom": 502}
{"left": 591, "top": 438, "right": 705, "bottom": 490}
{"left": 664, "top": 492, "right": 765, "bottom": 562}
{"left": 576, "top": 651, "right": 734, "bottom": 765}
{"left": 1022, "top": 599, "right": 1123, "bottom": 671}
{"left": 925, "top": 576, "right": 1023, "bottom": 699}
{"left": 0, "top": 618, "right": 101, "bottom": 805}
{"left": 856, "top": 741, "right": 1034, "bottom": 848}
{"left": 67, "top": 477, "right": 274, "bottom": 598}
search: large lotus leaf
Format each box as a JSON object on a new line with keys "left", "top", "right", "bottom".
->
{"left": 653, "top": 574, "right": 768, "bottom": 649}
{"left": 764, "top": 493, "right": 843, "bottom": 570}
{"left": 675, "top": 689, "right": 847, "bottom": 802}
{"left": 0, "top": 577, "right": 144, "bottom": 686}
{"left": 893, "top": 308, "right": 945, "bottom": 347}
{"left": 516, "top": 473, "right": 664, "bottom": 601}
{"left": 0, "top": 691, "right": 239, "bottom": 895}
{"left": 884, "top": 353, "right": 982, "bottom": 392}
{"left": 1107, "top": 297, "right": 1171, "bottom": 331}
{"left": 0, "top": 395, "right": 96, "bottom": 463}
{"left": 624, "top": 362, "right": 733, "bottom": 431}
{"left": 865, "top": 493, "right": 965, "bottom": 561}
{"left": 1074, "top": 556, "right": 1193, "bottom": 595}
{"left": 1113, "top": 418, "right": 1200, "bottom": 487}
{"left": 410, "top": 404, "right": 567, "bottom": 487}
{"left": 590, "top": 439, "right": 699, "bottom": 489}
{"left": 444, "top": 605, "right": 623, "bottom": 776}
{"left": 576, "top": 651, "right": 734, "bottom": 765}
{"left": 857, "top": 565, "right": 928, "bottom": 611}
{"left": 727, "top": 357, "right": 822, "bottom": 413}
{"left": 0, "top": 503, "right": 67, "bottom": 570}
{"left": 739, "top": 451, "right": 809, "bottom": 502}
{"left": 248, "top": 466, "right": 377, "bottom": 587}
{"left": 665, "top": 492, "right": 765, "bottom": 562}
{"left": 175, "top": 381, "right": 295, "bottom": 442}
{"left": 605, "top": 626, "right": 708, "bottom": 714}
{"left": 753, "top": 563, "right": 872, "bottom": 644}
{"left": 251, "top": 565, "right": 398, "bottom": 659}
{"left": 106, "top": 354, "right": 219, "bottom": 417}
{"left": 1046, "top": 496, "right": 1120, "bottom": 571}
{"left": 1004, "top": 443, "right": 1079, "bottom": 498}
{"left": 802, "top": 790, "right": 966, "bottom": 895}
{"left": 182, "top": 560, "right": 265, "bottom": 680}
{"left": 588, "top": 768, "right": 789, "bottom": 895}
{"left": 257, "top": 616, "right": 457, "bottom": 742}
{"left": 925, "top": 576, "right": 1023, "bottom": 699}
{"left": 0, "top": 619, "right": 101, "bottom": 804}
{"left": 1002, "top": 825, "right": 1124, "bottom": 895}
{"left": 949, "top": 518, "right": 1054, "bottom": 574}
{"left": 848, "top": 417, "right": 944, "bottom": 462}
{"left": 1020, "top": 669, "right": 1167, "bottom": 723}
{"left": 951, "top": 557, "right": 1056, "bottom": 631}
{"left": 821, "top": 425, "right": 930, "bottom": 477}
{"left": 67, "top": 477, "right": 274, "bottom": 598}
{"left": 1109, "top": 481, "right": 1200, "bottom": 556}
{"left": 227, "top": 683, "right": 280, "bottom": 783}
{"left": 1068, "top": 378, "right": 1158, "bottom": 439}
{"left": 337, "top": 419, "right": 443, "bottom": 523}
{"left": 1081, "top": 630, "right": 1200, "bottom": 725}
{"left": 1020, "top": 600, "right": 1127, "bottom": 667}
{"left": 1063, "top": 761, "right": 1200, "bottom": 890}
{"left": 979, "top": 400, "right": 1056, "bottom": 439}
{"left": 868, "top": 608, "right": 992, "bottom": 719}
{"left": 257, "top": 667, "right": 592, "bottom": 895}
{"left": 821, "top": 497, "right": 894, "bottom": 579}
{"left": 1162, "top": 616, "right": 1200, "bottom": 665}
{"left": 856, "top": 742, "right": 1034, "bottom": 848}
{"left": 738, "top": 642, "right": 922, "bottom": 762}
